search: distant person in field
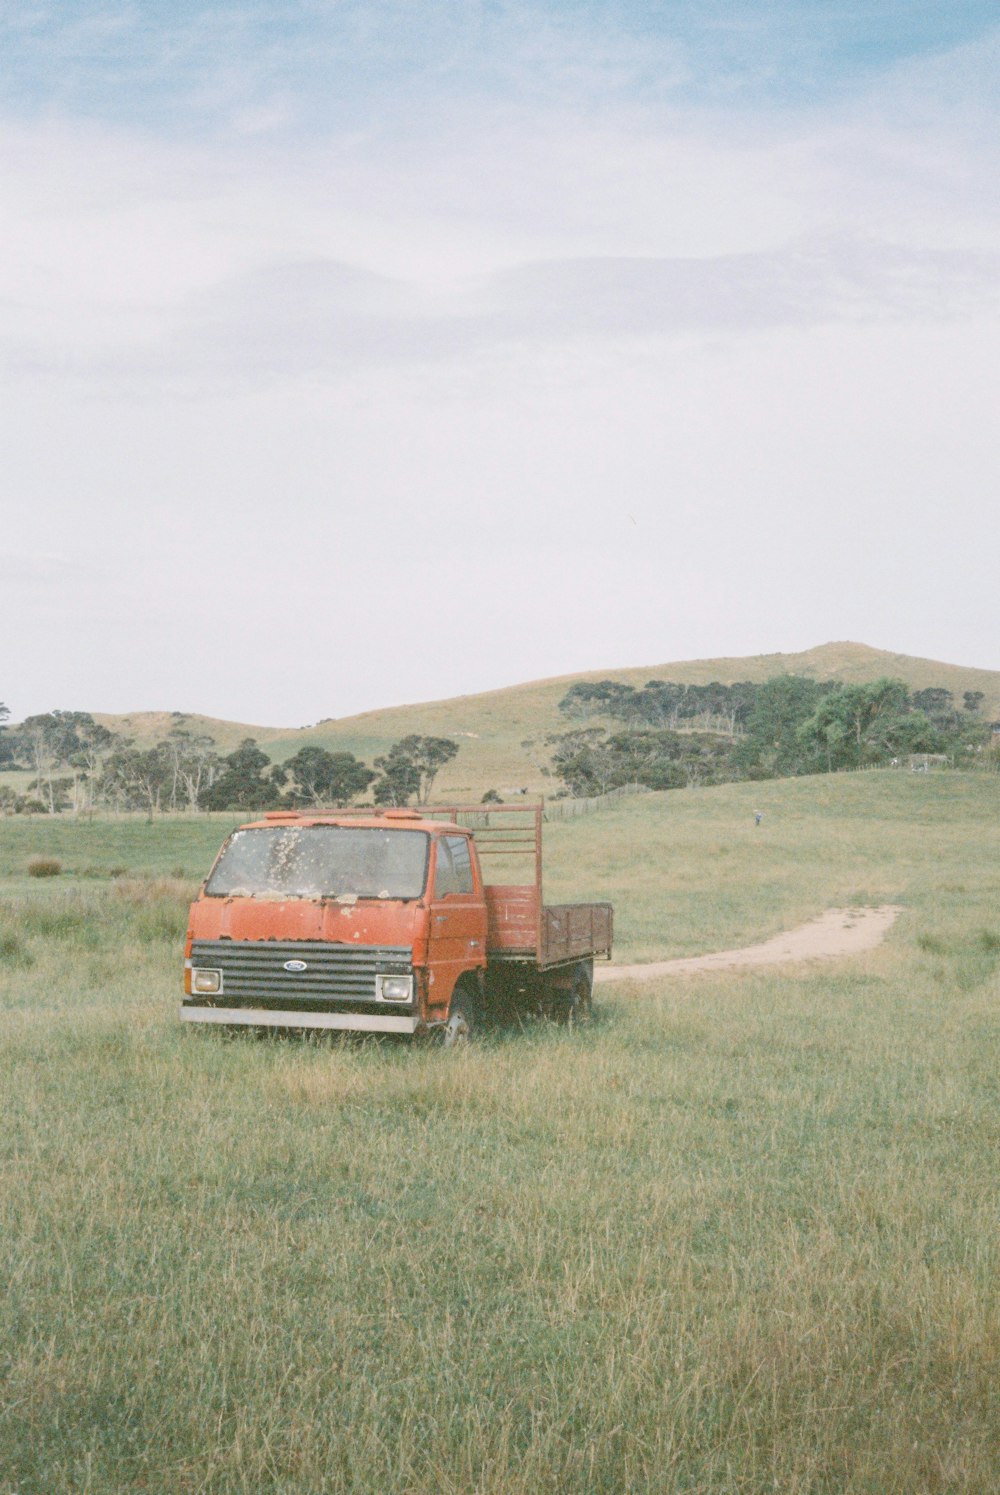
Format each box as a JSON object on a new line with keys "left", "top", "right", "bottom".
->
{"left": 754, "top": 810, "right": 763, "bottom": 826}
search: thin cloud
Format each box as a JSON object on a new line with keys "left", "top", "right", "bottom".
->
{"left": 3, "top": 30, "right": 999, "bottom": 391}
{"left": 5, "top": 237, "right": 998, "bottom": 388}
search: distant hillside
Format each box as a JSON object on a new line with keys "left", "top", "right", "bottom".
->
{"left": 92, "top": 643, "right": 1000, "bottom": 800}
{"left": 91, "top": 710, "right": 287, "bottom": 752}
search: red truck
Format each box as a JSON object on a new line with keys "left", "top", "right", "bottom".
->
{"left": 181, "top": 803, "right": 612, "bottom": 1042}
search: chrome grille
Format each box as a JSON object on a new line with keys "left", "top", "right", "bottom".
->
{"left": 189, "top": 940, "right": 412, "bottom": 1009}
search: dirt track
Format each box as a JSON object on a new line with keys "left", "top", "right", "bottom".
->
{"left": 595, "top": 904, "right": 904, "bottom": 984}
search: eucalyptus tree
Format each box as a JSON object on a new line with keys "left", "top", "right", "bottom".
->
{"left": 283, "top": 746, "right": 374, "bottom": 808}
{"left": 372, "top": 736, "right": 458, "bottom": 806}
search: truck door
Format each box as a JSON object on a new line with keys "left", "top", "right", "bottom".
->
{"left": 427, "top": 834, "right": 487, "bottom": 1012}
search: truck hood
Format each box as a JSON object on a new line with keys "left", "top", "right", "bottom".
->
{"left": 188, "top": 895, "right": 427, "bottom": 952}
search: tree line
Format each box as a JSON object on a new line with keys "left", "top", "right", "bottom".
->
{"left": 0, "top": 707, "right": 458, "bottom": 817}
{"left": 546, "top": 676, "right": 996, "bottom": 796}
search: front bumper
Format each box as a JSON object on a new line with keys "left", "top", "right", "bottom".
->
{"left": 179, "top": 1003, "right": 419, "bottom": 1035}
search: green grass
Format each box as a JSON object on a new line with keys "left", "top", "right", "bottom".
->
{"left": 0, "top": 813, "right": 243, "bottom": 896}
{"left": 544, "top": 769, "right": 1000, "bottom": 961}
{"left": 1, "top": 771, "right": 1000, "bottom": 1491}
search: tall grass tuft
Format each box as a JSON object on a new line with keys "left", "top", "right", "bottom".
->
{"left": 0, "top": 930, "right": 33, "bottom": 967}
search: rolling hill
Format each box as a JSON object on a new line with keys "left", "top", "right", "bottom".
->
{"left": 85, "top": 642, "right": 1000, "bottom": 801}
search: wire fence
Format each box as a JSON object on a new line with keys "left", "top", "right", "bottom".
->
{"left": 543, "top": 783, "right": 649, "bottom": 820}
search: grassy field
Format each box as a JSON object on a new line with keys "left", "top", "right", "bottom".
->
{"left": 1, "top": 771, "right": 999, "bottom": 1492}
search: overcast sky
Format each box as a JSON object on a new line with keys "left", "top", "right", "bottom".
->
{"left": 3, "top": 2, "right": 999, "bottom": 725}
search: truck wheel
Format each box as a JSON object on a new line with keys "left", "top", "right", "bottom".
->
{"left": 442, "top": 988, "right": 478, "bottom": 1047}
{"left": 558, "top": 964, "right": 593, "bottom": 1026}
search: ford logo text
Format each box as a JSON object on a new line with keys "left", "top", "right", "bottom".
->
{"left": 283, "top": 959, "right": 308, "bottom": 973}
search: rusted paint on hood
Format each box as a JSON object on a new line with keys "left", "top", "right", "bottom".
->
{"left": 189, "top": 895, "right": 427, "bottom": 951}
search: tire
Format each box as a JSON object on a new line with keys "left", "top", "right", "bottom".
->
{"left": 557, "top": 964, "right": 593, "bottom": 1027}
{"left": 442, "top": 986, "right": 478, "bottom": 1047}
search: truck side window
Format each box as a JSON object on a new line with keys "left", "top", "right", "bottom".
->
{"left": 434, "top": 838, "right": 458, "bottom": 898}
{"left": 445, "top": 835, "right": 474, "bottom": 894}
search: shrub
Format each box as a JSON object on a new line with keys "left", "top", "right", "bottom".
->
{"left": 0, "top": 931, "right": 33, "bottom": 966}
{"left": 26, "top": 856, "right": 61, "bottom": 878}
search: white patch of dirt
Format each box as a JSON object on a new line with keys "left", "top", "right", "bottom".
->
{"left": 595, "top": 905, "right": 904, "bottom": 984}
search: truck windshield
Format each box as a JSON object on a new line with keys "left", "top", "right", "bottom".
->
{"left": 205, "top": 826, "right": 430, "bottom": 900}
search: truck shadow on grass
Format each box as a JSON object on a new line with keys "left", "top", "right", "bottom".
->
{"left": 184, "top": 1003, "right": 608, "bottom": 1052}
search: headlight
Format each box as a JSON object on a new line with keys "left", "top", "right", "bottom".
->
{"left": 376, "top": 974, "right": 413, "bottom": 1003}
{"left": 191, "top": 968, "right": 223, "bottom": 995}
